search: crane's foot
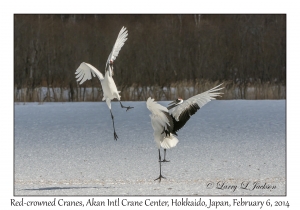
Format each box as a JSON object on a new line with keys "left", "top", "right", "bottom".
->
{"left": 154, "top": 175, "right": 166, "bottom": 182}
{"left": 159, "top": 159, "right": 170, "bottom": 162}
{"left": 125, "top": 106, "right": 134, "bottom": 112}
{"left": 113, "top": 131, "right": 118, "bottom": 141}
{"left": 120, "top": 102, "right": 134, "bottom": 111}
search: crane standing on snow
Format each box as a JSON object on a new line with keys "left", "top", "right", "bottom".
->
{"left": 75, "top": 26, "right": 133, "bottom": 141}
{"left": 146, "top": 84, "right": 223, "bottom": 181}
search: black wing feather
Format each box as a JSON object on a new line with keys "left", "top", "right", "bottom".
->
{"left": 162, "top": 111, "right": 174, "bottom": 132}
{"left": 172, "top": 103, "right": 200, "bottom": 134}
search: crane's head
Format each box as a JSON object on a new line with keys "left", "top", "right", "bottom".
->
{"left": 167, "top": 98, "right": 183, "bottom": 110}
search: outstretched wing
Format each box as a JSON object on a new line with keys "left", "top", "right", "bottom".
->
{"left": 75, "top": 62, "right": 104, "bottom": 85}
{"left": 105, "top": 26, "right": 128, "bottom": 70}
{"left": 146, "top": 97, "right": 174, "bottom": 133}
{"left": 169, "top": 83, "right": 224, "bottom": 133}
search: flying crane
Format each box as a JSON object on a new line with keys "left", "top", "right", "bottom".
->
{"left": 75, "top": 26, "right": 133, "bottom": 140}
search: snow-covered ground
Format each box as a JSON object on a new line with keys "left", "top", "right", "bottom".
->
{"left": 14, "top": 100, "right": 286, "bottom": 196}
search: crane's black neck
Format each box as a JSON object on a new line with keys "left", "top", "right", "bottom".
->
{"left": 167, "top": 98, "right": 183, "bottom": 110}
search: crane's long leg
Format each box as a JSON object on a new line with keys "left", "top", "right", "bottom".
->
{"left": 154, "top": 149, "right": 166, "bottom": 182}
{"left": 119, "top": 101, "right": 134, "bottom": 111}
{"left": 160, "top": 149, "right": 170, "bottom": 162}
{"left": 110, "top": 110, "right": 118, "bottom": 141}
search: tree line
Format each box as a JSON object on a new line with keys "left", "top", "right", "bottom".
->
{"left": 14, "top": 14, "right": 286, "bottom": 101}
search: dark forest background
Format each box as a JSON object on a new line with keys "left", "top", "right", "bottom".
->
{"left": 14, "top": 14, "right": 286, "bottom": 102}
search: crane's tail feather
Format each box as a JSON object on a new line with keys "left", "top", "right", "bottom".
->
{"left": 160, "top": 134, "right": 179, "bottom": 149}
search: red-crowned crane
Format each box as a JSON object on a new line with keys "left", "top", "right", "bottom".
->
{"left": 146, "top": 84, "right": 223, "bottom": 181}
{"left": 75, "top": 26, "right": 133, "bottom": 140}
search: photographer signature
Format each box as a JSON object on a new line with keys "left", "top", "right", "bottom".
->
{"left": 206, "top": 181, "right": 276, "bottom": 192}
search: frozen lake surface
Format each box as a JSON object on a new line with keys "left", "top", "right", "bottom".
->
{"left": 14, "top": 100, "right": 286, "bottom": 196}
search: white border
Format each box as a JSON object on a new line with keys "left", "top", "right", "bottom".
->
{"left": 3, "top": 0, "right": 298, "bottom": 209}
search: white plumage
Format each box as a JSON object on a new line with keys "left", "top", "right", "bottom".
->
{"left": 75, "top": 26, "right": 133, "bottom": 141}
{"left": 146, "top": 97, "right": 179, "bottom": 149}
{"left": 146, "top": 83, "right": 223, "bottom": 181}
{"left": 105, "top": 26, "right": 128, "bottom": 71}
{"left": 75, "top": 62, "right": 104, "bottom": 84}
